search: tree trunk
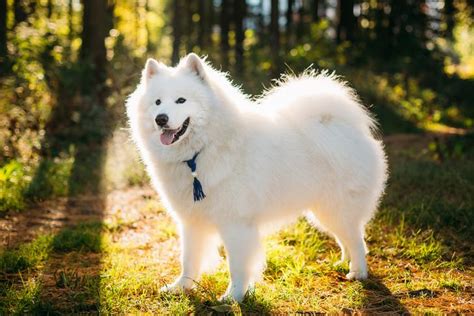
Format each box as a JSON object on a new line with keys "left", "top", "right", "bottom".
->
{"left": 296, "top": 1, "right": 306, "bottom": 40}
{"left": 172, "top": 0, "right": 182, "bottom": 64}
{"left": 234, "top": 0, "right": 246, "bottom": 74}
{"left": 311, "top": 0, "right": 319, "bottom": 22}
{"left": 319, "top": 0, "right": 326, "bottom": 19}
{"left": 220, "top": 0, "right": 230, "bottom": 67}
{"left": 0, "top": 0, "right": 7, "bottom": 67}
{"left": 185, "top": 0, "right": 196, "bottom": 53}
{"left": 336, "top": 0, "right": 355, "bottom": 43}
{"left": 68, "top": 0, "right": 74, "bottom": 43}
{"left": 198, "top": 0, "right": 212, "bottom": 49}
{"left": 286, "top": 0, "right": 294, "bottom": 32}
{"left": 286, "top": 0, "right": 295, "bottom": 48}
{"left": 444, "top": 0, "right": 455, "bottom": 38}
{"left": 270, "top": 0, "right": 280, "bottom": 77}
{"left": 80, "top": 0, "right": 109, "bottom": 86}
{"left": 208, "top": 0, "right": 215, "bottom": 37}
{"left": 198, "top": 0, "right": 206, "bottom": 48}
{"left": 47, "top": 0, "right": 53, "bottom": 19}
{"left": 257, "top": 0, "right": 265, "bottom": 36}
{"left": 14, "top": 0, "right": 28, "bottom": 25}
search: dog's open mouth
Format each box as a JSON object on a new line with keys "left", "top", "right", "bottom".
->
{"left": 160, "top": 117, "right": 190, "bottom": 146}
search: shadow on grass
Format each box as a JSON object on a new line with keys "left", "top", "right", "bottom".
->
{"left": 382, "top": 133, "right": 474, "bottom": 266}
{"left": 41, "top": 222, "right": 105, "bottom": 313}
{"left": 361, "top": 276, "right": 409, "bottom": 315}
{"left": 33, "top": 99, "right": 109, "bottom": 313}
{"left": 0, "top": 222, "right": 106, "bottom": 313}
{"left": 0, "top": 45, "right": 114, "bottom": 312}
{"left": 183, "top": 290, "right": 273, "bottom": 316}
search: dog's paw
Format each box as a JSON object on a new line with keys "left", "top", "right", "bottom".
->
{"left": 219, "top": 292, "right": 245, "bottom": 303}
{"left": 346, "top": 270, "right": 368, "bottom": 280}
{"left": 218, "top": 293, "right": 235, "bottom": 303}
{"left": 219, "top": 287, "right": 246, "bottom": 303}
{"left": 160, "top": 283, "right": 185, "bottom": 294}
{"left": 160, "top": 278, "right": 193, "bottom": 293}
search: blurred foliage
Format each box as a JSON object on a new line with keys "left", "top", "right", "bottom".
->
{"left": 0, "top": 234, "right": 53, "bottom": 273}
{"left": 0, "top": 160, "right": 29, "bottom": 212}
{"left": 446, "top": 0, "right": 474, "bottom": 78}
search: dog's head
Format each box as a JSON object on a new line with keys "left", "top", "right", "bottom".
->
{"left": 128, "top": 53, "right": 214, "bottom": 157}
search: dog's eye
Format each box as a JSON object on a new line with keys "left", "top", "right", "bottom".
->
{"left": 176, "top": 97, "right": 186, "bottom": 104}
{"left": 155, "top": 99, "right": 161, "bottom": 106}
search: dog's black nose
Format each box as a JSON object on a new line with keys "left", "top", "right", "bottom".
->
{"left": 155, "top": 114, "right": 169, "bottom": 127}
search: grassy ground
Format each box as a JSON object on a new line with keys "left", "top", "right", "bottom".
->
{"left": 0, "top": 133, "right": 473, "bottom": 314}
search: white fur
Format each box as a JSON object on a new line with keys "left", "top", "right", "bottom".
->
{"left": 126, "top": 53, "right": 388, "bottom": 302}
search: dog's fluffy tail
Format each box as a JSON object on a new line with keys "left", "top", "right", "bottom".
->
{"left": 258, "top": 70, "right": 377, "bottom": 136}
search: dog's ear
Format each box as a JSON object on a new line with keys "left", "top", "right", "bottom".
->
{"left": 143, "top": 58, "right": 162, "bottom": 81}
{"left": 184, "top": 53, "right": 206, "bottom": 80}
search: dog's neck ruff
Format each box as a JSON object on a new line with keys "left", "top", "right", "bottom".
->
{"left": 184, "top": 152, "right": 206, "bottom": 202}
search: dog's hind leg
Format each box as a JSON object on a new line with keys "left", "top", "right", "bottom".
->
{"left": 161, "top": 221, "right": 219, "bottom": 292}
{"left": 363, "top": 235, "right": 369, "bottom": 255}
{"left": 323, "top": 218, "right": 368, "bottom": 280}
{"left": 334, "top": 236, "right": 350, "bottom": 265}
{"left": 218, "top": 223, "right": 265, "bottom": 302}
{"left": 346, "top": 232, "right": 368, "bottom": 280}
{"left": 336, "top": 226, "right": 368, "bottom": 280}
{"left": 306, "top": 211, "right": 350, "bottom": 265}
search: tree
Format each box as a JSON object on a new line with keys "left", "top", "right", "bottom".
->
{"left": 198, "top": 0, "right": 211, "bottom": 48}
{"left": 14, "top": 0, "right": 27, "bottom": 25}
{"left": 68, "top": 0, "right": 74, "bottom": 44}
{"left": 184, "top": 0, "right": 196, "bottom": 53}
{"left": 296, "top": 0, "right": 306, "bottom": 40}
{"left": 0, "top": 0, "right": 7, "bottom": 67}
{"left": 80, "top": 0, "right": 110, "bottom": 86}
{"left": 47, "top": 0, "right": 53, "bottom": 19}
{"left": 257, "top": 0, "right": 265, "bottom": 36}
{"left": 286, "top": 0, "right": 294, "bottom": 48}
{"left": 220, "top": 0, "right": 230, "bottom": 67}
{"left": 172, "top": 0, "right": 182, "bottom": 64}
{"left": 270, "top": 0, "right": 280, "bottom": 77}
{"left": 13, "top": 0, "right": 36, "bottom": 26}
{"left": 234, "top": 0, "right": 246, "bottom": 74}
{"left": 336, "top": 0, "right": 355, "bottom": 43}
{"left": 444, "top": 0, "right": 455, "bottom": 38}
{"left": 387, "top": 0, "right": 428, "bottom": 54}
{"left": 311, "top": 0, "right": 319, "bottom": 22}
{"left": 286, "top": 0, "right": 294, "bottom": 33}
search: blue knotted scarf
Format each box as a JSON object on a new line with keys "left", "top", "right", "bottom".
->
{"left": 184, "top": 152, "right": 206, "bottom": 202}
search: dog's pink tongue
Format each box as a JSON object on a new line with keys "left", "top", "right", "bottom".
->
{"left": 160, "top": 129, "right": 177, "bottom": 145}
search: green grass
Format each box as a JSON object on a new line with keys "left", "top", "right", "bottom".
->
{"left": 0, "top": 277, "right": 46, "bottom": 315}
{"left": 0, "top": 235, "right": 53, "bottom": 273}
{"left": 0, "top": 222, "right": 105, "bottom": 314}
{"left": 0, "top": 134, "right": 473, "bottom": 314}
{"left": 0, "top": 223, "right": 103, "bottom": 275}
{"left": 52, "top": 222, "right": 104, "bottom": 253}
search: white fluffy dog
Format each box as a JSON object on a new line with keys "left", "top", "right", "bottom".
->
{"left": 126, "top": 53, "right": 387, "bottom": 302}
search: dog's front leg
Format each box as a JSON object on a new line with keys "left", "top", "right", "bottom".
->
{"left": 161, "top": 221, "right": 217, "bottom": 293}
{"left": 219, "top": 223, "right": 265, "bottom": 302}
